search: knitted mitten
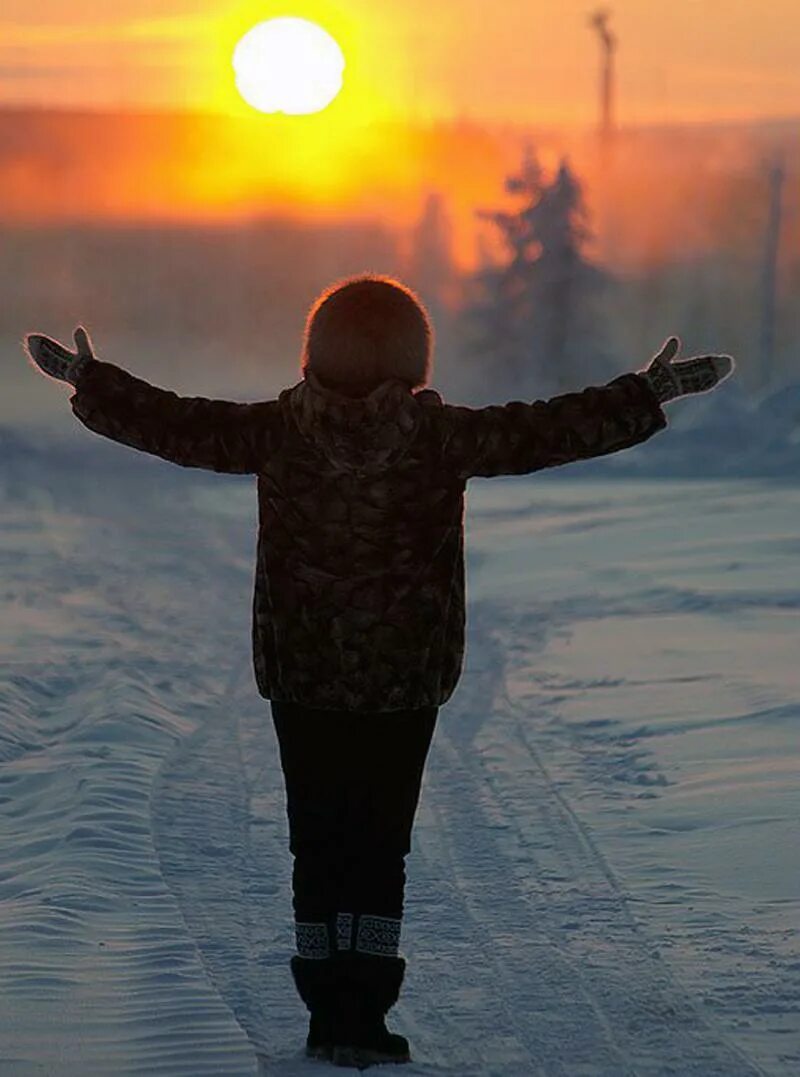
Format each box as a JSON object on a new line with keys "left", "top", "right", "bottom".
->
{"left": 640, "top": 336, "right": 735, "bottom": 404}
{"left": 24, "top": 327, "right": 96, "bottom": 386}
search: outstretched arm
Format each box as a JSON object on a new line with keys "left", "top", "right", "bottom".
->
{"left": 439, "top": 337, "right": 735, "bottom": 480}
{"left": 25, "top": 327, "right": 282, "bottom": 474}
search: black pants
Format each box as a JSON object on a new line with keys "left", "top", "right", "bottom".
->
{"left": 271, "top": 701, "right": 438, "bottom": 960}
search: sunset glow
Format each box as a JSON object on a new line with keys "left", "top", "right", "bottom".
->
{"left": 2, "top": 3, "right": 800, "bottom": 274}
{"left": 232, "top": 18, "right": 345, "bottom": 116}
{"left": 4, "top": 2, "right": 800, "bottom": 125}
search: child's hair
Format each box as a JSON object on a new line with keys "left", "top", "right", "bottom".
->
{"left": 301, "top": 274, "right": 433, "bottom": 396}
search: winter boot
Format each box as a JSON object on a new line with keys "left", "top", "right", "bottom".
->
{"left": 330, "top": 952, "right": 411, "bottom": 1069}
{"left": 290, "top": 955, "right": 340, "bottom": 1061}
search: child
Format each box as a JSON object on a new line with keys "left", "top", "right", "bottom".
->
{"left": 25, "top": 275, "right": 734, "bottom": 1069}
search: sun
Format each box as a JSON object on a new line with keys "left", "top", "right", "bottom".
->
{"left": 232, "top": 17, "right": 345, "bottom": 116}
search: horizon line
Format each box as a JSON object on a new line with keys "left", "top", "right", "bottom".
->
{"left": 1, "top": 101, "right": 799, "bottom": 134}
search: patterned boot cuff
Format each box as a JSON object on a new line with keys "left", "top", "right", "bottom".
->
{"left": 353, "top": 914, "right": 402, "bottom": 957}
{"left": 295, "top": 912, "right": 402, "bottom": 959}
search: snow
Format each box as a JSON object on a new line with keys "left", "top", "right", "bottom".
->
{"left": 1, "top": 434, "right": 798, "bottom": 1075}
{"left": 555, "top": 380, "right": 799, "bottom": 481}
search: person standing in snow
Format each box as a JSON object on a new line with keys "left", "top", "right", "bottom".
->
{"left": 25, "top": 275, "right": 734, "bottom": 1069}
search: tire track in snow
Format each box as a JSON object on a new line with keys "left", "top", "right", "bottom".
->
{"left": 144, "top": 474, "right": 768, "bottom": 1074}
{"left": 151, "top": 656, "right": 326, "bottom": 1071}
{"left": 408, "top": 602, "right": 765, "bottom": 1075}
{"left": 151, "top": 599, "right": 765, "bottom": 1075}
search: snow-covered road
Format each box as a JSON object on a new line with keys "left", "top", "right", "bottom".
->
{"left": 1, "top": 449, "right": 797, "bottom": 1075}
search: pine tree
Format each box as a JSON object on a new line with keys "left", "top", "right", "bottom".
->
{"left": 404, "top": 190, "right": 458, "bottom": 389}
{"left": 461, "top": 145, "right": 615, "bottom": 399}
{"left": 406, "top": 190, "right": 455, "bottom": 319}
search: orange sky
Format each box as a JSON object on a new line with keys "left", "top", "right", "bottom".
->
{"left": 3, "top": 1, "right": 800, "bottom": 125}
{"left": 3, "top": 1, "right": 798, "bottom": 277}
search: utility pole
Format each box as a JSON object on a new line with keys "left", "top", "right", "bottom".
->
{"left": 589, "top": 9, "right": 617, "bottom": 147}
{"left": 588, "top": 9, "right": 618, "bottom": 262}
{"left": 759, "top": 156, "right": 786, "bottom": 391}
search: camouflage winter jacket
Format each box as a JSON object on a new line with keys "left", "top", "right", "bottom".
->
{"left": 70, "top": 361, "right": 667, "bottom": 712}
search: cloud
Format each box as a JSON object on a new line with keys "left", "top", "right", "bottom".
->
{"left": 0, "top": 15, "right": 211, "bottom": 48}
{"left": 0, "top": 14, "right": 210, "bottom": 102}
{"left": 0, "top": 65, "right": 78, "bottom": 80}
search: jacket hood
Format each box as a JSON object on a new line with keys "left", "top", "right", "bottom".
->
{"left": 282, "top": 369, "right": 442, "bottom": 475}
